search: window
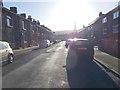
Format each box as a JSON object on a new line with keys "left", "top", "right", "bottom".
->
{"left": 6, "top": 16, "right": 13, "bottom": 27}
{"left": 0, "top": 43, "right": 7, "bottom": 50}
{"left": 103, "top": 28, "right": 107, "bottom": 34}
{"left": 32, "top": 30, "right": 34, "bottom": 33}
{"left": 0, "top": 42, "right": 2, "bottom": 50}
{"left": 24, "top": 32, "right": 27, "bottom": 43}
{"left": 22, "top": 20, "right": 26, "bottom": 30}
{"left": 112, "top": 25, "right": 119, "bottom": 33}
{"left": 88, "top": 27, "right": 90, "bottom": 30}
{"left": 102, "top": 17, "right": 107, "bottom": 23}
{"left": 113, "top": 11, "right": 119, "bottom": 19}
{"left": 3, "top": 43, "right": 9, "bottom": 49}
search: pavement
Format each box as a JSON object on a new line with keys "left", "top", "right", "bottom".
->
{"left": 13, "top": 42, "right": 54, "bottom": 56}
{"left": 13, "top": 45, "right": 39, "bottom": 56}
{"left": 94, "top": 46, "right": 120, "bottom": 78}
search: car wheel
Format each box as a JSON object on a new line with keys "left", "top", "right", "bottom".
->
{"left": 87, "top": 54, "right": 94, "bottom": 60}
{"left": 65, "top": 44, "right": 68, "bottom": 48}
{"left": 8, "top": 54, "right": 14, "bottom": 63}
{"left": 88, "top": 56, "right": 94, "bottom": 60}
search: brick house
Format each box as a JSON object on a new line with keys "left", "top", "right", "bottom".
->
{"left": 79, "top": 5, "right": 120, "bottom": 57}
{"left": 2, "top": 6, "right": 53, "bottom": 49}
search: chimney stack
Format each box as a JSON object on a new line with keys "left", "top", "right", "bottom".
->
{"left": 36, "top": 20, "right": 40, "bottom": 25}
{"left": 10, "top": 7, "right": 17, "bottom": 13}
{"left": 33, "top": 19, "right": 36, "bottom": 23}
{"left": 99, "top": 12, "right": 104, "bottom": 17}
{"left": 28, "top": 15, "right": 32, "bottom": 21}
{"left": 21, "top": 13, "right": 26, "bottom": 18}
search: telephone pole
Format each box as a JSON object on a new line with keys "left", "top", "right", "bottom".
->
{"left": 74, "top": 21, "right": 77, "bottom": 31}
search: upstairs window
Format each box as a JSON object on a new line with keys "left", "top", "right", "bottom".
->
{"left": 87, "top": 27, "right": 90, "bottom": 30}
{"left": 103, "top": 28, "right": 107, "bottom": 34}
{"left": 102, "top": 17, "right": 107, "bottom": 23}
{"left": 6, "top": 16, "right": 13, "bottom": 27}
{"left": 112, "top": 25, "right": 119, "bottom": 33}
{"left": 22, "top": 20, "right": 26, "bottom": 30}
{"left": 113, "top": 11, "right": 119, "bottom": 19}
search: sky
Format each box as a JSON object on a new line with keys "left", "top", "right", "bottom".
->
{"left": 3, "top": 0, "right": 120, "bottom": 31}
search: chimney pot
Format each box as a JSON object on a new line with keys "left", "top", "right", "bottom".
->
{"left": 10, "top": 7, "right": 17, "bottom": 13}
{"left": 99, "top": 12, "right": 104, "bottom": 17}
{"left": 21, "top": 13, "right": 26, "bottom": 18}
{"left": 37, "top": 20, "right": 40, "bottom": 25}
{"left": 33, "top": 19, "right": 36, "bottom": 23}
{"left": 28, "top": 15, "right": 32, "bottom": 21}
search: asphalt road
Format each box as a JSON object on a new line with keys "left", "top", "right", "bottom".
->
{"left": 66, "top": 48, "right": 119, "bottom": 88}
{"left": 2, "top": 41, "right": 119, "bottom": 88}
{"left": 2, "top": 42, "right": 69, "bottom": 88}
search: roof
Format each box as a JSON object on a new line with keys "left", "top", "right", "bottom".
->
{"left": 88, "top": 17, "right": 100, "bottom": 26}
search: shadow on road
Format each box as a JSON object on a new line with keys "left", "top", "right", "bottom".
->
{"left": 32, "top": 47, "right": 41, "bottom": 51}
{"left": 66, "top": 49, "right": 119, "bottom": 88}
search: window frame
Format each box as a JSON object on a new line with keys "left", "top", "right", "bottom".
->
{"left": 103, "top": 28, "right": 107, "bottom": 34}
{"left": 22, "top": 20, "right": 26, "bottom": 30}
{"left": 112, "top": 24, "right": 119, "bottom": 33}
{"left": 6, "top": 16, "right": 13, "bottom": 27}
{"left": 113, "top": 11, "right": 119, "bottom": 19}
{"left": 102, "top": 17, "right": 107, "bottom": 23}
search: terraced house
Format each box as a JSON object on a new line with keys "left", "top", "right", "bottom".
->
{"left": 2, "top": 5, "right": 53, "bottom": 49}
{"left": 79, "top": 4, "right": 120, "bottom": 58}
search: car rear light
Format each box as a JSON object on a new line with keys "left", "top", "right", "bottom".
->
{"left": 77, "top": 47, "right": 87, "bottom": 50}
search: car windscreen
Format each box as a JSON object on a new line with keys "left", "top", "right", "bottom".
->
{"left": 73, "top": 40, "right": 91, "bottom": 46}
{"left": 0, "top": 42, "right": 2, "bottom": 50}
{"left": 41, "top": 40, "right": 47, "bottom": 43}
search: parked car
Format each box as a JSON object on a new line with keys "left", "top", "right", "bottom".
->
{"left": 65, "top": 39, "right": 74, "bottom": 48}
{"left": 53, "top": 40, "right": 58, "bottom": 44}
{"left": 39, "top": 39, "right": 51, "bottom": 48}
{"left": 0, "top": 41, "right": 14, "bottom": 63}
{"left": 69, "top": 38, "right": 94, "bottom": 59}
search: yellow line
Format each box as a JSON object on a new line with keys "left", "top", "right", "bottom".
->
{"left": 94, "top": 57, "right": 119, "bottom": 74}
{"left": 94, "top": 57, "right": 110, "bottom": 68}
{"left": 98, "top": 50, "right": 120, "bottom": 61}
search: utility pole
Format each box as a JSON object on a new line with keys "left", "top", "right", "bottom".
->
{"left": 74, "top": 21, "right": 77, "bottom": 31}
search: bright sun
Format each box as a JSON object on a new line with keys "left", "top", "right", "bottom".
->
{"left": 46, "top": 0, "right": 96, "bottom": 31}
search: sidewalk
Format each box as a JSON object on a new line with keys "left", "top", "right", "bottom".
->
{"left": 94, "top": 46, "right": 120, "bottom": 77}
{"left": 13, "top": 46, "right": 39, "bottom": 56}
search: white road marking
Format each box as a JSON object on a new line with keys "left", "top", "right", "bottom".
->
{"left": 60, "top": 80, "right": 66, "bottom": 86}
{"left": 46, "top": 48, "right": 53, "bottom": 52}
{"left": 56, "top": 47, "right": 62, "bottom": 51}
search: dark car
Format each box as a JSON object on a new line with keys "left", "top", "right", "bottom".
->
{"left": 65, "top": 39, "right": 73, "bottom": 48}
{"left": 69, "top": 38, "right": 94, "bottom": 59}
{"left": 53, "top": 40, "right": 58, "bottom": 44}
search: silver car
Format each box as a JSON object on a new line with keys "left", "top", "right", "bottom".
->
{"left": 39, "top": 40, "right": 51, "bottom": 48}
{"left": 0, "top": 41, "right": 14, "bottom": 63}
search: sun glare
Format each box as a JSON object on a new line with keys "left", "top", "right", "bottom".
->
{"left": 46, "top": 0, "right": 96, "bottom": 31}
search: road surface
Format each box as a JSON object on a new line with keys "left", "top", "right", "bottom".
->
{"left": 2, "top": 41, "right": 119, "bottom": 88}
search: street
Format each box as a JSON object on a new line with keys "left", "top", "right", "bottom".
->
{"left": 2, "top": 41, "right": 119, "bottom": 88}
{"left": 67, "top": 48, "right": 119, "bottom": 88}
